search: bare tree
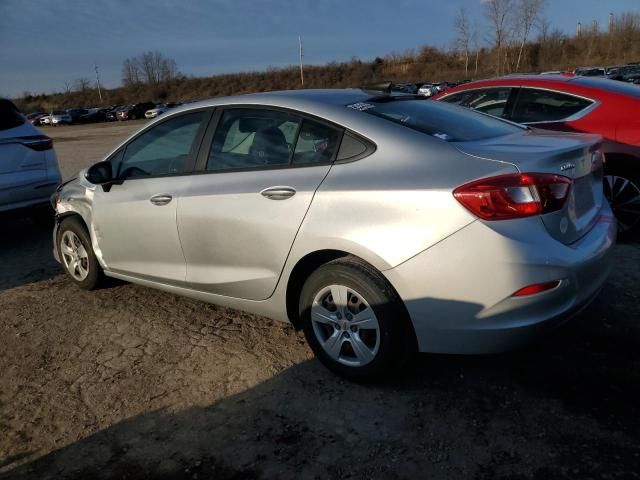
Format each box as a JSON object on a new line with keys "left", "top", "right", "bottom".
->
{"left": 514, "top": 0, "right": 546, "bottom": 72}
{"left": 122, "top": 58, "right": 142, "bottom": 86}
{"left": 537, "top": 17, "right": 551, "bottom": 43}
{"left": 74, "top": 78, "right": 91, "bottom": 92}
{"left": 63, "top": 81, "right": 72, "bottom": 94}
{"left": 484, "top": 0, "right": 515, "bottom": 74}
{"left": 138, "top": 51, "right": 178, "bottom": 86}
{"left": 454, "top": 8, "right": 473, "bottom": 76}
{"left": 122, "top": 51, "right": 178, "bottom": 88}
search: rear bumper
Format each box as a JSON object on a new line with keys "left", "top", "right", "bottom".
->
{"left": 384, "top": 204, "right": 617, "bottom": 354}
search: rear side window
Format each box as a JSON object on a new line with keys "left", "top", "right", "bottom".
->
{"left": 292, "top": 120, "right": 341, "bottom": 165}
{"left": 207, "top": 109, "right": 300, "bottom": 171}
{"left": 354, "top": 99, "right": 522, "bottom": 142}
{"left": 442, "top": 88, "right": 514, "bottom": 118}
{"left": 512, "top": 88, "right": 592, "bottom": 123}
{"left": 0, "top": 99, "right": 25, "bottom": 131}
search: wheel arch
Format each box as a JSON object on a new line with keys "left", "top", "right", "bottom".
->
{"left": 604, "top": 151, "right": 640, "bottom": 174}
{"left": 285, "top": 249, "right": 415, "bottom": 345}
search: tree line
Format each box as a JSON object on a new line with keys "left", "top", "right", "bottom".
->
{"left": 14, "top": 9, "right": 640, "bottom": 113}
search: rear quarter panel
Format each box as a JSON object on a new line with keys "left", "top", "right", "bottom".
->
{"left": 287, "top": 116, "right": 519, "bottom": 271}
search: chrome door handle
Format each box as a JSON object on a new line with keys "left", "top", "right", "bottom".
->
{"left": 260, "top": 186, "right": 296, "bottom": 200}
{"left": 149, "top": 194, "right": 173, "bottom": 206}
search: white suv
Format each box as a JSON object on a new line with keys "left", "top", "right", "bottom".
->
{"left": 0, "top": 99, "right": 62, "bottom": 216}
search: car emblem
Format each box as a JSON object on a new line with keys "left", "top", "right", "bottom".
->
{"left": 560, "top": 162, "right": 575, "bottom": 171}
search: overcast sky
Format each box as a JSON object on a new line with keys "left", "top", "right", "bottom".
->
{"left": 1, "top": 0, "right": 638, "bottom": 97}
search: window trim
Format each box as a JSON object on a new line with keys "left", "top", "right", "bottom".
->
{"left": 103, "top": 107, "right": 215, "bottom": 183}
{"left": 512, "top": 87, "right": 600, "bottom": 125}
{"left": 194, "top": 104, "right": 347, "bottom": 175}
{"left": 440, "top": 84, "right": 600, "bottom": 125}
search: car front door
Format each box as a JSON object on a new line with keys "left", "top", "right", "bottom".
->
{"left": 178, "top": 107, "right": 343, "bottom": 300}
{"left": 91, "top": 110, "right": 210, "bottom": 284}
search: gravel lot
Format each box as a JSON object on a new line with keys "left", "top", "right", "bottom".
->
{"left": 1, "top": 121, "right": 640, "bottom": 479}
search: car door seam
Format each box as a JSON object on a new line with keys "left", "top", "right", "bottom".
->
{"left": 263, "top": 164, "right": 335, "bottom": 300}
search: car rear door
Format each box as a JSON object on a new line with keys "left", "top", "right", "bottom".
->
{"left": 177, "top": 107, "right": 342, "bottom": 300}
{"left": 91, "top": 110, "right": 211, "bottom": 284}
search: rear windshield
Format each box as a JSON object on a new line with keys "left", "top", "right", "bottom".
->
{"left": 573, "top": 77, "right": 640, "bottom": 98}
{"left": 348, "top": 99, "right": 523, "bottom": 142}
{"left": 0, "top": 99, "right": 25, "bottom": 131}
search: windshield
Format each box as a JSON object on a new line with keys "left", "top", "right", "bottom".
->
{"left": 349, "top": 99, "right": 523, "bottom": 142}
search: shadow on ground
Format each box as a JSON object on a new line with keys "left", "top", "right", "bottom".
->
{"left": 0, "top": 215, "right": 60, "bottom": 291}
{"left": 3, "top": 279, "right": 640, "bottom": 480}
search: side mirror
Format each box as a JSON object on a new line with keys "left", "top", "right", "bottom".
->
{"left": 86, "top": 161, "right": 113, "bottom": 184}
{"left": 85, "top": 161, "right": 117, "bottom": 191}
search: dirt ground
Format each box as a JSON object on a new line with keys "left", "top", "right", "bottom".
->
{"left": 1, "top": 121, "right": 640, "bottom": 479}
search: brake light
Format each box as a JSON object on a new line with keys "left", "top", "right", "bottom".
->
{"left": 19, "top": 135, "right": 53, "bottom": 151}
{"left": 512, "top": 280, "right": 561, "bottom": 297}
{"left": 453, "top": 173, "right": 572, "bottom": 220}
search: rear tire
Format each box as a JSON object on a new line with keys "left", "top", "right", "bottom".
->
{"left": 299, "top": 256, "right": 416, "bottom": 382}
{"left": 604, "top": 164, "right": 640, "bottom": 237}
{"left": 57, "top": 217, "right": 104, "bottom": 290}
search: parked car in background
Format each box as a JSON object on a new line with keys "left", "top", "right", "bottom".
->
{"left": 574, "top": 67, "right": 606, "bottom": 77}
{"left": 417, "top": 84, "right": 438, "bottom": 97}
{"left": 390, "top": 83, "right": 418, "bottom": 94}
{"left": 79, "top": 108, "right": 110, "bottom": 123}
{"left": 145, "top": 102, "right": 182, "bottom": 119}
{"left": 52, "top": 88, "right": 615, "bottom": 380}
{"left": 117, "top": 102, "right": 155, "bottom": 121}
{"left": 39, "top": 111, "right": 72, "bottom": 126}
{"left": 26, "top": 112, "right": 45, "bottom": 123}
{"left": 0, "top": 99, "right": 61, "bottom": 219}
{"left": 105, "top": 106, "right": 125, "bottom": 122}
{"left": 435, "top": 74, "right": 640, "bottom": 234}
{"left": 66, "top": 108, "right": 89, "bottom": 123}
{"left": 51, "top": 111, "right": 73, "bottom": 125}
{"left": 607, "top": 65, "right": 640, "bottom": 84}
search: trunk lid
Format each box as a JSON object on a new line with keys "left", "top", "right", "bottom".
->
{"left": 455, "top": 129, "right": 604, "bottom": 244}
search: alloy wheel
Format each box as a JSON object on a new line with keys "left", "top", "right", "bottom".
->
{"left": 60, "top": 230, "right": 90, "bottom": 281}
{"left": 604, "top": 175, "right": 640, "bottom": 233}
{"left": 311, "top": 284, "right": 380, "bottom": 367}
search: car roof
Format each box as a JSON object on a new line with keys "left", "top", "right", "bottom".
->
{"left": 185, "top": 89, "right": 373, "bottom": 109}
{"left": 438, "top": 74, "right": 640, "bottom": 99}
{"left": 164, "top": 89, "right": 391, "bottom": 124}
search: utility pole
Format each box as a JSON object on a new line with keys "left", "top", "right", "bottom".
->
{"left": 298, "top": 36, "right": 304, "bottom": 87}
{"left": 94, "top": 63, "right": 103, "bottom": 104}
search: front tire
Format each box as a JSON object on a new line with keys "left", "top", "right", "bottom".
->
{"left": 57, "top": 217, "right": 104, "bottom": 290}
{"left": 299, "top": 257, "right": 416, "bottom": 381}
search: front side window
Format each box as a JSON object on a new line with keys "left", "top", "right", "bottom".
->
{"left": 116, "top": 111, "right": 206, "bottom": 179}
{"left": 511, "top": 88, "right": 593, "bottom": 124}
{"left": 207, "top": 109, "right": 300, "bottom": 171}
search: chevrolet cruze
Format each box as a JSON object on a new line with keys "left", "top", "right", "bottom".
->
{"left": 52, "top": 88, "right": 616, "bottom": 380}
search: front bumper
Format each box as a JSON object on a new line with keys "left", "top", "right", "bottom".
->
{"left": 384, "top": 205, "right": 617, "bottom": 354}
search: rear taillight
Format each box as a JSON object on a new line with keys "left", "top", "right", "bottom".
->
{"left": 453, "top": 173, "right": 572, "bottom": 220}
{"left": 19, "top": 135, "right": 53, "bottom": 151}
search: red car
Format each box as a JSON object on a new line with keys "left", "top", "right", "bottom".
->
{"left": 434, "top": 75, "right": 640, "bottom": 234}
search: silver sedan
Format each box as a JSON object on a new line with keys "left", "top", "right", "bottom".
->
{"left": 52, "top": 89, "right": 616, "bottom": 380}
